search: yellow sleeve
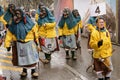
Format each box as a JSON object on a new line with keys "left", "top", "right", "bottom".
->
{"left": 58, "top": 28, "right": 63, "bottom": 36}
{"left": 73, "top": 21, "right": 83, "bottom": 34}
{"left": 103, "top": 30, "right": 112, "bottom": 49}
{"left": 35, "top": 14, "right": 39, "bottom": 22}
{"left": 89, "top": 31, "right": 98, "bottom": 49}
{"left": 4, "top": 30, "right": 13, "bottom": 47}
{"left": 73, "top": 25, "right": 78, "bottom": 34}
{"left": 45, "top": 22, "right": 56, "bottom": 30}
{"left": 0, "top": 15, "right": 7, "bottom": 25}
{"left": 87, "top": 24, "right": 95, "bottom": 32}
{"left": 78, "top": 20, "right": 83, "bottom": 28}
{"left": 32, "top": 24, "right": 39, "bottom": 43}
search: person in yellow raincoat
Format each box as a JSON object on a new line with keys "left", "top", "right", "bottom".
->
{"left": 72, "top": 9, "right": 83, "bottom": 50}
{"left": 35, "top": 2, "right": 44, "bottom": 22}
{"left": 86, "top": 16, "right": 97, "bottom": 53}
{"left": 0, "top": 6, "right": 6, "bottom": 46}
{"left": 89, "top": 17, "right": 113, "bottom": 80}
{"left": 3, "top": 4, "right": 16, "bottom": 27}
{"left": 37, "top": 6, "right": 58, "bottom": 63}
{"left": 0, "top": 6, "right": 7, "bottom": 26}
{"left": 58, "top": 8, "right": 78, "bottom": 60}
{"left": 4, "top": 9, "right": 39, "bottom": 78}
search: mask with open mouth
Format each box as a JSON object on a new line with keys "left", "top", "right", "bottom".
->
{"left": 72, "top": 9, "right": 80, "bottom": 18}
{"left": 39, "top": 7, "right": 47, "bottom": 18}
{"left": 14, "top": 9, "right": 23, "bottom": 24}
{"left": 63, "top": 8, "right": 70, "bottom": 18}
{"left": 8, "top": 4, "right": 16, "bottom": 16}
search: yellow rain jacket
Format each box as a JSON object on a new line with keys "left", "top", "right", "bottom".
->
{"left": 4, "top": 24, "right": 38, "bottom": 48}
{"left": 0, "top": 15, "right": 7, "bottom": 25}
{"left": 89, "top": 28, "right": 112, "bottom": 58}
{"left": 74, "top": 20, "right": 83, "bottom": 34}
{"left": 38, "top": 22, "right": 57, "bottom": 38}
{"left": 35, "top": 13, "right": 39, "bottom": 22}
{"left": 58, "top": 23, "right": 77, "bottom": 36}
{"left": 78, "top": 20, "right": 83, "bottom": 29}
{"left": 87, "top": 24, "right": 96, "bottom": 32}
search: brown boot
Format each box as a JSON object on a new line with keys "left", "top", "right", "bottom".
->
{"left": 71, "top": 51, "right": 77, "bottom": 60}
{"left": 65, "top": 50, "right": 70, "bottom": 59}
{"left": 45, "top": 53, "right": 51, "bottom": 60}
{"left": 20, "top": 68, "right": 27, "bottom": 77}
{"left": 44, "top": 53, "right": 51, "bottom": 63}
{"left": 43, "top": 59, "right": 50, "bottom": 64}
{"left": 31, "top": 69, "right": 38, "bottom": 79}
{"left": 105, "top": 77, "right": 111, "bottom": 80}
{"left": 98, "top": 78, "right": 104, "bottom": 80}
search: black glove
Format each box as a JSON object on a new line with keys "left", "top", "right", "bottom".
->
{"left": 4, "top": 30, "right": 7, "bottom": 34}
{"left": 58, "top": 36, "right": 62, "bottom": 40}
{"left": 6, "top": 24, "right": 10, "bottom": 28}
{"left": 34, "top": 40, "right": 38, "bottom": 46}
{"left": 6, "top": 47, "right": 11, "bottom": 51}
{"left": 98, "top": 40, "right": 103, "bottom": 48}
{"left": 81, "top": 28, "right": 83, "bottom": 33}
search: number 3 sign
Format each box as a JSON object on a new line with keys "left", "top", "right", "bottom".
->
{"left": 89, "top": 2, "right": 106, "bottom": 16}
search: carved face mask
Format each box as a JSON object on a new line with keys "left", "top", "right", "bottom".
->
{"left": 63, "top": 9, "right": 69, "bottom": 18}
{"left": 14, "top": 10, "right": 22, "bottom": 23}
{"left": 72, "top": 10, "right": 79, "bottom": 18}
{"left": 39, "top": 8, "right": 47, "bottom": 18}
{"left": 39, "top": 2, "right": 44, "bottom": 10}
{"left": 8, "top": 4, "right": 15, "bottom": 15}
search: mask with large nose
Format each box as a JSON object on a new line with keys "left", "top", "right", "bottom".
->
{"left": 39, "top": 7, "right": 47, "bottom": 18}
{"left": 72, "top": 9, "right": 79, "bottom": 18}
{"left": 14, "top": 9, "right": 23, "bottom": 23}
{"left": 63, "top": 8, "right": 70, "bottom": 18}
{"left": 8, "top": 4, "right": 16, "bottom": 15}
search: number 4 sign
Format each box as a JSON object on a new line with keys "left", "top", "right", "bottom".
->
{"left": 89, "top": 2, "right": 106, "bottom": 16}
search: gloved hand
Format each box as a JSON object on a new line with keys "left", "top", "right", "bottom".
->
{"left": 58, "top": 36, "right": 62, "bottom": 40}
{"left": 98, "top": 40, "right": 103, "bottom": 48}
{"left": 34, "top": 40, "right": 38, "bottom": 46}
{"left": 6, "top": 47, "right": 11, "bottom": 51}
{"left": 81, "top": 28, "right": 83, "bottom": 33}
{"left": 6, "top": 24, "right": 10, "bottom": 28}
{"left": 4, "top": 30, "right": 7, "bottom": 34}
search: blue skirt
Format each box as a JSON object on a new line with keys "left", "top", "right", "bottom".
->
{"left": 62, "top": 34, "right": 77, "bottom": 49}
{"left": 17, "top": 41, "right": 39, "bottom": 66}
{"left": 39, "top": 37, "right": 57, "bottom": 54}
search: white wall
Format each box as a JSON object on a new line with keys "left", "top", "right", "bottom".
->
{"left": 73, "top": 0, "right": 90, "bottom": 19}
